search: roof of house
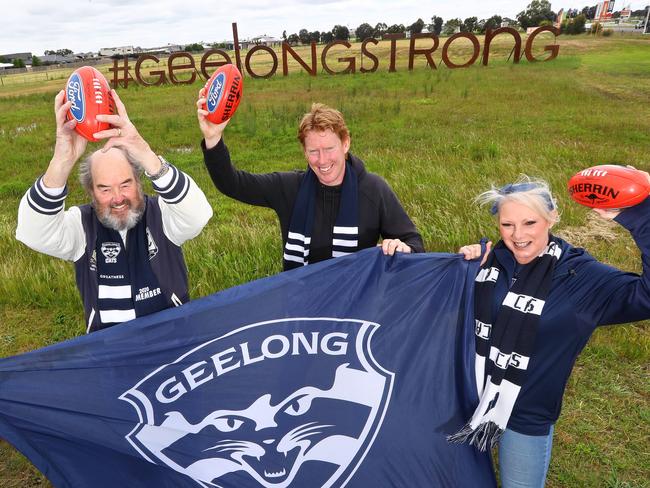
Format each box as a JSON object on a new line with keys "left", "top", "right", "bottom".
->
{"left": 0, "top": 52, "right": 32, "bottom": 61}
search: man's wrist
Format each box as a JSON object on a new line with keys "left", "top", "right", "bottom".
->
{"left": 147, "top": 155, "right": 171, "bottom": 180}
{"left": 42, "top": 155, "right": 76, "bottom": 188}
{"left": 39, "top": 177, "right": 66, "bottom": 196}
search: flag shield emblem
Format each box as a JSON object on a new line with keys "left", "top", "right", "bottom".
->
{"left": 120, "top": 317, "right": 394, "bottom": 488}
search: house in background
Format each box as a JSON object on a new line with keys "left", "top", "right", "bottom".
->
{"left": 98, "top": 46, "right": 135, "bottom": 57}
{"left": 39, "top": 54, "right": 77, "bottom": 64}
{"left": 136, "top": 44, "right": 183, "bottom": 55}
{"left": 251, "top": 35, "right": 282, "bottom": 47}
{"left": 0, "top": 52, "right": 33, "bottom": 65}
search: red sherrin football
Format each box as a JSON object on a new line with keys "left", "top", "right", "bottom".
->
{"left": 568, "top": 165, "right": 650, "bottom": 209}
{"left": 203, "top": 64, "right": 243, "bottom": 124}
{"left": 64, "top": 66, "right": 115, "bottom": 142}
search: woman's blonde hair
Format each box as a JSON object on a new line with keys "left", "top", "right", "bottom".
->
{"left": 475, "top": 176, "right": 560, "bottom": 224}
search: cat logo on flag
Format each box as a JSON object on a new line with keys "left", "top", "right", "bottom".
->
{"left": 120, "top": 318, "right": 394, "bottom": 487}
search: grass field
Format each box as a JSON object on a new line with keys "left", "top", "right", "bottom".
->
{"left": 0, "top": 33, "right": 649, "bottom": 487}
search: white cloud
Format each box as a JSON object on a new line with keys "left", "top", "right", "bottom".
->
{"left": 3, "top": 0, "right": 649, "bottom": 55}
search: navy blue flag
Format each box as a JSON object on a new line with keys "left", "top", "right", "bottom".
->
{"left": 0, "top": 248, "right": 495, "bottom": 488}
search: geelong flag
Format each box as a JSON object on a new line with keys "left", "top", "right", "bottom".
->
{"left": 0, "top": 248, "right": 495, "bottom": 488}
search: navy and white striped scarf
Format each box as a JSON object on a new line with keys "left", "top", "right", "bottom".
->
{"left": 283, "top": 163, "right": 358, "bottom": 271}
{"left": 449, "top": 237, "right": 561, "bottom": 451}
{"left": 95, "top": 211, "right": 169, "bottom": 328}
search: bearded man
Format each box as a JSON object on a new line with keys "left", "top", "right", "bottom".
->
{"left": 16, "top": 89, "right": 213, "bottom": 333}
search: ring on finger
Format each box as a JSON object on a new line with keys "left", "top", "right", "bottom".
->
{"left": 117, "top": 128, "right": 122, "bottom": 137}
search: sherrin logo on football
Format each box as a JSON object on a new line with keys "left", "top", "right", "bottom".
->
{"left": 202, "top": 63, "right": 243, "bottom": 124}
{"left": 64, "top": 66, "right": 115, "bottom": 142}
{"left": 568, "top": 164, "right": 650, "bottom": 209}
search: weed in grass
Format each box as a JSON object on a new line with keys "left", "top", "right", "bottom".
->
{"left": 573, "top": 441, "right": 600, "bottom": 458}
{"left": 240, "top": 106, "right": 258, "bottom": 138}
{"left": 0, "top": 182, "right": 29, "bottom": 198}
{"left": 0, "top": 334, "right": 15, "bottom": 348}
{"left": 605, "top": 468, "right": 639, "bottom": 488}
{"left": 49, "top": 313, "right": 80, "bottom": 344}
{"left": 469, "top": 141, "right": 500, "bottom": 162}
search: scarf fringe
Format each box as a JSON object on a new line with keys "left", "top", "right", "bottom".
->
{"left": 447, "top": 421, "right": 504, "bottom": 452}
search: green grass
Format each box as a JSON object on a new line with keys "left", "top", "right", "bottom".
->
{"left": 1, "top": 34, "right": 649, "bottom": 487}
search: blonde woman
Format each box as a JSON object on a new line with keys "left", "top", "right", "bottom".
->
{"left": 457, "top": 177, "right": 650, "bottom": 487}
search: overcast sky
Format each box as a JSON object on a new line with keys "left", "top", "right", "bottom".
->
{"left": 3, "top": 0, "right": 648, "bottom": 55}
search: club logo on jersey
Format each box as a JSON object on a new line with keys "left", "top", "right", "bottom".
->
{"left": 146, "top": 227, "right": 158, "bottom": 260}
{"left": 89, "top": 249, "right": 97, "bottom": 271}
{"left": 100, "top": 242, "right": 121, "bottom": 263}
{"left": 66, "top": 73, "right": 86, "bottom": 122}
{"left": 206, "top": 72, "right": 226, "bottom": 113}
{"left": 120, "top": 318, "right": 394, "bottom": 488}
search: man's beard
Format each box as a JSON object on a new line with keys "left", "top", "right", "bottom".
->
{"left": 95, "top": 196, "right": 145, "bottom": 232}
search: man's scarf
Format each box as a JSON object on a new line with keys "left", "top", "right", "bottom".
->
{"left": 95, "top": 211, "right": 169, "bottom": 328}
{"left": 283, "top": 163, "right": 358, "bottom": 270}
{"left": 449, "top": 237, "right": 562, "bottom": 451}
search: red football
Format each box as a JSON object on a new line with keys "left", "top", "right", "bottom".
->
{"left": 203, "top": 64, "right": 243, "bottom": 124}
{"left": 64, "top": 66, "right": 115, "bottom": 142}
{"left": 568, "top": 165, "right": 650, "bottom": 209}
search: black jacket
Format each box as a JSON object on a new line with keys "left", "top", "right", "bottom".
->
{"left": 202, "top": 139, "right": 424, "bottom": 268}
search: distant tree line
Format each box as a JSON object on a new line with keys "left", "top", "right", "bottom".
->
{"left": 281, "top": 25, "right": 352, "bottom": 45}
{"left": 184, "top": 43, "right": 205, "bottom": 52}
{"left": 279, "top": 0, "right": 648, "bottom": 45}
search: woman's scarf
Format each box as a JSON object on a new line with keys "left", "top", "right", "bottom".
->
{"left": 448, "top": 237, "right": 562, "bottom": 451}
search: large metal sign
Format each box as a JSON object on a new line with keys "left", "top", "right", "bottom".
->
{"left": 108, "top": 23, "right": 561, "bottom": 88}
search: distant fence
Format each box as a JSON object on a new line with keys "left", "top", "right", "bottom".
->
{"left": 0, "top": 58, "right": 106, "bottom": 86}
{"left": 0, "top": 58, "right": 103, "bottom": 76}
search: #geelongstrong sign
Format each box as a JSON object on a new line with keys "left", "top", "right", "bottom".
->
{"left": 109, "top": 23, "right": 561, "bottom": 88}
